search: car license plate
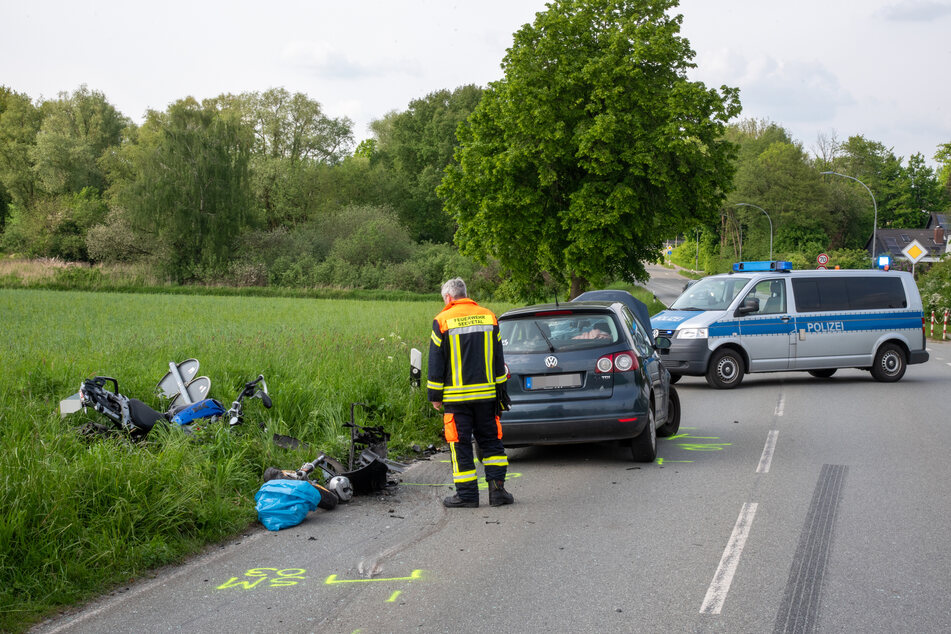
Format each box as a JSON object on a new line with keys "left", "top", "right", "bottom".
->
{"left": 525, "top": 373, "right": 583, "bottom": 390}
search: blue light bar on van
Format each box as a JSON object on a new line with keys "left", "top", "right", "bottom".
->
{"left": 732, "top": 261, "right": 793, "bottom": 272}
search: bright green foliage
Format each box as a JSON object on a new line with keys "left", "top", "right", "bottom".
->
{"left": 372, "top": 85, "right": 484, "bottom": 243}
{"left": 111, "top": 98, "right": 254, "bottom": 281}
{"left": 440, "top": 0, "right": 740, "bottom": 297}
{"left": 29, "top": 85, "right": 128, "bottom": 196}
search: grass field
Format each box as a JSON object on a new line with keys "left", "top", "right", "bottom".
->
{"left": 0, "top": 288, "right": 519, "bottom": 631}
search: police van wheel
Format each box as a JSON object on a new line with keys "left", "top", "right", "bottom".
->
{"left": 808, "top": 369, "right": 837, "bottom": 378}
{"left": 871, "top": 343, "right": 906, "bottom": 382}
{"left": 669, "top": 373, "right": 682, "bottom": 384}
{"left": 706, "top": 349, "right": 744, "bottom": 389}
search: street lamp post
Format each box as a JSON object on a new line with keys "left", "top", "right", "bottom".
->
{"left": 820, "top": 171, "right": 878, "bottom": 266}
{"left": 734, "top": 203, "right": 773, "bottom": 260}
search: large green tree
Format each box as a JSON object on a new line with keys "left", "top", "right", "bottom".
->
{"left": 371, "top": 85, "right": 484, "bottom": 242}
{"left": 439, "top": 0, "right": 740, "bottom": 297}
{"left": 0, "top": 87, "right": 43, "bottom": 209}
{"left": 111, "top": 98, "right": 253, "bottom": 281}
{"left": 210, "top": 88, "right": 354, "bottom": 229}
{"left": 29, "top": 85, "right": 127, "bottom": 196}
{"left": 936, "top": 142, "right": 951, "bottom": 198}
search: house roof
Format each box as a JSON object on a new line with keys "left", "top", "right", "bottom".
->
{"left": 926, "top": 212, "right": 948, "bottom": 230}
{"left": 866, "top": 227, "right": 948, "bottom": 260}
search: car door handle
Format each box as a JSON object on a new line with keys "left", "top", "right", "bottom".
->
{"left": 780, "top": 315, "right": 790, "bottom": 322}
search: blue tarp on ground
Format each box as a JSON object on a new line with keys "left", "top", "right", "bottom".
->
{"left": 254, "top": 480, "right": 321, "bottom": 531}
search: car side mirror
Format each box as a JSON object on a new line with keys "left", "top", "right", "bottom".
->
{"left": 654, "top": 336, "right": 672, "bottom": 350}
{"left": 735, "top": 297, "right": 759, "bottom": 316}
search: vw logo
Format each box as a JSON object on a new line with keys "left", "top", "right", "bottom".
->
{"left": 545, "top": 355, "right": 558, "bottom": 368}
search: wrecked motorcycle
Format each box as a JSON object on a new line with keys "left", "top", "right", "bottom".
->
{"left": 59, "top": 359, "right": 271, "bottom": 439}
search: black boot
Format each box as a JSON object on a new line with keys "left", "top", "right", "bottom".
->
{"left": 443, "top": 494, "right": 478, "bottom": 508}
{"left": 488, "top": 480, "right": 514, "bottom": 506}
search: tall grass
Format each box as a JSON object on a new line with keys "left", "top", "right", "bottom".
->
{"left": 0, "top": 289, "right": 513, "bottom": 631}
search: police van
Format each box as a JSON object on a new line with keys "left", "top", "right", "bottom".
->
{"left": 650, "top": 261, "right": 929, "bottom": 388}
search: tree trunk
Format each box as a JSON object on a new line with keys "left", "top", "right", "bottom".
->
{"left": 568, "top": 274, "right": 589, "bottom": 300}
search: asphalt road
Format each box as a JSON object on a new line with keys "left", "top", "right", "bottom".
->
{"left": 34, "top": 342, "right": 951, "bottom": 634}
{"left": 641, "top": 263, "right": 692, "bottom": 307}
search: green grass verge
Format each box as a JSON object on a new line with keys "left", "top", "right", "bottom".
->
{"left": 0, "top": 288, "right": 516, "bottom": 631}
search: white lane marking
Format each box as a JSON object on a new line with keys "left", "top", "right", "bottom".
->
{"left": 756, "top": 430, "right": 779, "bottom": 474}
{"left": 700, "top": 502, "right": 758, "bottom": 615}
{"left": 774, "top": 393, "right": 785, "bottom": 417}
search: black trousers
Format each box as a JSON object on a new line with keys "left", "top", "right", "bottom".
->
{"left": 444, "top": 400, "right": 509, "bottom": 501}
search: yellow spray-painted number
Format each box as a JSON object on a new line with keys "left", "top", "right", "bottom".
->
{"left": 217, "top": 568, "right": 306, "bottom": 590}
{"left": 325, "top": 569, "right": 425, "bottom": 585}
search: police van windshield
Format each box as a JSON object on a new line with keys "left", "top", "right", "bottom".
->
{"left": 670, "top": 277, "right": 750, "bottom": 311}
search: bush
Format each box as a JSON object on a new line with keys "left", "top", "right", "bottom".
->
{"left": 0, "top": 189, "right": 109, "bottom": 261}
{"left": 919, "top": 255, "right": 951, "bottom": 314}
{"left": 328, "top": 214, "right": 414, "bottom": 265}
{"left": 85, "top": 207, "right": 146, "bottom": 263}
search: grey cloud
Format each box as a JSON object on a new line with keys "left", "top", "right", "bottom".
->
{"left": 729, "top": 57, "right": 854, "bottom": 124}
{"left": 880, "top": 1, "right": 951, "bottom": 21}
{"left": 281, "top": 41, "right": 421, "bottom": 80}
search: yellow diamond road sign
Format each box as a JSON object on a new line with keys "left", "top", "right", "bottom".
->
{"left": 902, "top": 239, "right": 927, "bottom": 263}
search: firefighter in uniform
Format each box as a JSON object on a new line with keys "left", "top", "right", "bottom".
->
{"left": 428, "top": 278, "right": 514, "bottom": 508}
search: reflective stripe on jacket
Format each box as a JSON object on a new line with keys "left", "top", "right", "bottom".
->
{"left": 427, "top": 298, "right": 507, "bottom": 404}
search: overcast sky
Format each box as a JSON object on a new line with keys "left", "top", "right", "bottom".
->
{"left": 3, "top": 0, "right": 950, "bottom": 165}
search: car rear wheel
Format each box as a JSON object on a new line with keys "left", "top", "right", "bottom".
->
{"left": 808, "top": 369, "right": 837, "bottom": 378}
{"left": 871, "top": 343, "right": 906, "bottom": 382}
{"left": 706, "top": 348, "right": 744, "bottom": 389}
{"left": 630, "top": 399, "right": 657, "bottom": 462}
{"left": 656, "top": 386, "right": 681, "bottom": 437}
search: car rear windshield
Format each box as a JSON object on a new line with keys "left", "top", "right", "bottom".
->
{"left": 500, "top": 312, "right": 620, "bottom": 353}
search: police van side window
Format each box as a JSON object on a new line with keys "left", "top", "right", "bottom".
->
{"left": 742, "top": 279, "right": 786, "bottom": 315}
{"left": 792, "top": 277, "right": 906, "bottom": 312}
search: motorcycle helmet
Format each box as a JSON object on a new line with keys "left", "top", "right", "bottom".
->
{"left": 328, "top": 475, "right": 353, "bottom": 503}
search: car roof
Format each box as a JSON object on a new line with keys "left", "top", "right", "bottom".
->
{"left": 499, "top": 301, "right": 618, "bottom": 319}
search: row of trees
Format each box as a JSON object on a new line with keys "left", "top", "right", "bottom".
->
{"left": 0, "top": 83, "right": 484, "bottom": 287}
{"left": 2, "top": 0, "right": 951, "bottom": 299}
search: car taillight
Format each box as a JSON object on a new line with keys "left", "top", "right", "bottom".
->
{"left": 596, "top": 351, "right": 639, "bottom": 373}
{"left": 504, "top": 363, "right": 511, "bottom": 378}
